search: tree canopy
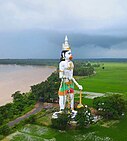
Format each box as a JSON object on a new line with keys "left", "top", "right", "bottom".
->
{"left": 93, "top": 94, "right": 127, "bottom": 119}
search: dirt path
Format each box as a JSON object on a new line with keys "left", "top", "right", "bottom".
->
{"left": 8, "top": 102, "right": 44, "bottom": 127}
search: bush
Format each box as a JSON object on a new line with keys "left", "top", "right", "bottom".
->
{"left": 0, "top": 125, "right": 10, "bottom": 136}
{"left": 75, "top": 106, "right": 93, "bottom": 128}
{"left": 24, "top": 115, "right": 36, "bottom": 124}
{"left": 51, "top": 109, "right": 71, "bottom": 130}
{"left": 93, "top": 94, "right": 127, "bottom": 119}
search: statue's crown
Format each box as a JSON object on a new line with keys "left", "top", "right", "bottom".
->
{"left": 62, "top": 35, "right": 71, "bottom": 51}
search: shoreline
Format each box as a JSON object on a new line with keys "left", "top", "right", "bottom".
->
{"left": 0, "top": 65, "right": 56, "bottom": 106}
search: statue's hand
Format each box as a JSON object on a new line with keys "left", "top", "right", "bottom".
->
{"left": 61, "top": 75, "right": 66, "bottom": 81}
{"left": 78, "top": 85, "right": 83, "bottom": 90}
{"left": 62, "top": 75, "right": 66, "bottom": 79}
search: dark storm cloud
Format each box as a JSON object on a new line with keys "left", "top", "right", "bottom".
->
{"left": 0, "top": 0, "right": 127, "bottom": 58}
{"left": 0, "top": 30, "right": 127, "bottom": 59}
{"left": 48, "top": 33, "right": 127, "bottom": 49}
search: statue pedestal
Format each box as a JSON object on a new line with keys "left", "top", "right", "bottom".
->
{"left": 52, "top": 110, "right": 77, "bottom": 119}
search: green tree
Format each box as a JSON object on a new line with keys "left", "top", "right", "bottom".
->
{"left": 51, "top": 109, "right": 71, "bottom": 130}
{"left": 93, "top": 94, "right": 127, "bottom": 119}
{"left": 31, "top": 72, "right": 60, "bottom": 102}
{"left": 0, "top": 114, "right": 4, "bottom": 126}
{"left": 75, "top": 106, "right": 93, "bottom": 128}
{"left": 24, "top": 115, "right": 36, "bottom": 124}
{"left": 74, "top": 62, "right": 94, "bottom": 76}
{"left": 11, "top": 91, "right": 23, "bottom": 103}
{"left": 0, "top": 125, "right": 10, "bottom": 136}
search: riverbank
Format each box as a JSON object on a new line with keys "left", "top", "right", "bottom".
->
{"left": 0, "top": 65, "right": 56, "bottom": 106}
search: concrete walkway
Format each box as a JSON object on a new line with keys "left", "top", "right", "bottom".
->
{"left": 74, "top": 90, "right": 105, "bottom": 99}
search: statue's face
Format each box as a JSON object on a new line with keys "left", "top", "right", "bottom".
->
{"left": 65, "top": 50, "right": 73, "bottom": 60}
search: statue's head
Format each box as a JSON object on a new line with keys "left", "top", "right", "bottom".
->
{"left": 60, "top": 35, "right": 72, "bottom": 61}
{"left": 60, "top": 50, "right": 73, "bottom": 61}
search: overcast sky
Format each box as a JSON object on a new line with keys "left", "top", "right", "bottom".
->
{"left": 0, "top": 0, "right": 127, "bottom": 59}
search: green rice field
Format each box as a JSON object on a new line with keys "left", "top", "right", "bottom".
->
{"left": 79, "top": 62, "right": 127, "bottom": 96}
{"left": 3, "top": 118, "right": 127, "bottom": 141}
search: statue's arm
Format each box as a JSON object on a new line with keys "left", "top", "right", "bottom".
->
{"left": 59, "top": 61, "right": 65, "bottom": 79}
{"left": 71, "top": 62, "right": 83, "bottom": 90}
{"left": 72, "top": 77, "right": 83, "bottom": 90}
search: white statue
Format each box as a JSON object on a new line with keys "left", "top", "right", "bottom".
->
{"left": 52, "top": 36, "right": 83, "bottom": 119}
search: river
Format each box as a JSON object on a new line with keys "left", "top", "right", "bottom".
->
{"left": 0, "top": 65, "right": 56, "bottom": 106}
